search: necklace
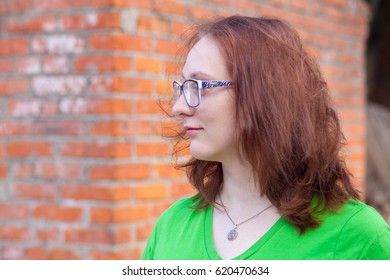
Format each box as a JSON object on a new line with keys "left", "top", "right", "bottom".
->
{"left": 218, "top": 193, "right": 273, "bottom": 241}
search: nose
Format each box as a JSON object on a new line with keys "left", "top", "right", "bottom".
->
{"left": 172, "top": 93, "right": 195, "bottom": 117}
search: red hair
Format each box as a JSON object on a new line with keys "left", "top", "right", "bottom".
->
{"left": 170, "top": 16, "right": 360, "bottom": 233}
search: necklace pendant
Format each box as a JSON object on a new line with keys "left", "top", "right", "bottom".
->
{"left": 227, "top": 227, "right": 238, "bottom": 241}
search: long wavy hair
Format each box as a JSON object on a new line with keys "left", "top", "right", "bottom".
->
{"left": 170, "top": 16, "right": 360, "bottom": 233}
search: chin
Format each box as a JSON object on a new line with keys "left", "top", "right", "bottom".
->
{"left": 190, "top": 144, "right": 220, "bottom": 162}
{"left": 190, "top": 145, "right": 211, "bottom": 161}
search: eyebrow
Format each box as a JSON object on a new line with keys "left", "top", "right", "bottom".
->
{"left": 182, "top": 72, "right": 216, "bottom": 80}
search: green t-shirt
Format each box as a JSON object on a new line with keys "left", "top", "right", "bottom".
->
{"left": 141, "top": 196, "right": 390, "bottom": 260}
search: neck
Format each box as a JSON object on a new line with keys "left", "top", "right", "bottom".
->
{"left": 219, "top": 157, "right": 270, "bottom": 211}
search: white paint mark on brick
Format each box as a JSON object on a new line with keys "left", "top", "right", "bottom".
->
{"left": 43, "top": 56, "right": 68, "bottom": 74}
{"left": 90, "top": 76, "right": 113, "bottom": 93}
{"left": 87, "top": 13, "right": 98, "bottom": 26}
{"left": 17, "top": 57, "right": 40, "bottom": 74}
{"left": 60, "top": 98, "right": 89, "bottom": 114}
{"left": 43, "top": 20, "right": 56, "bottom": 32}
{"left": 2, "top": 246, "right": 24, "bottom": 260}
{"left": 121, "top": 10, "right": 138, "bottom": 33}
{"left": 10, "top": 100, "right": 41, "bottom": 117}
{"left": 33, "top": 76, "right": 86, "bottom": 95}
{"left": 32, "top": 35, "right": 84, "bottom": 54}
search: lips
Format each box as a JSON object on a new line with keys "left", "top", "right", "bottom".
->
{"left": 184, "top": 126, "right": 203, "bottom": 135}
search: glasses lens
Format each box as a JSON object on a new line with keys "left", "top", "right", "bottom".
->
{"left": 183, "top": 80, "right": 198, "bottom": 106}
{"left": 173, "top": 82, "right": 181, "bottom": 101}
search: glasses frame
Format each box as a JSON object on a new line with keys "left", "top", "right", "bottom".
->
{"left": 173, "top": 79, "right": 233, "bottom": 107}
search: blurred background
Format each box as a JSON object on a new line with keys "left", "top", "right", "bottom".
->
{"left": 0, "top": 0, "right": 388, "bottom": 259}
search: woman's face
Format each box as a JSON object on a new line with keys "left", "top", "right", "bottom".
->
{"left": 172, "top": 36, "right": 237, "bottom": 163}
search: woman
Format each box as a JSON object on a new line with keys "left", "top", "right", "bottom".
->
{"left": 142, "top": 16, "right": 390, "bottom": 260}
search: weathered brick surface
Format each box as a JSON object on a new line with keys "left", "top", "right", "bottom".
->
{"left": 0, "top": 0, "right": 369, "bottom": 259}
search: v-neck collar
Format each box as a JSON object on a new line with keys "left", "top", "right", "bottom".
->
{"left": 204, "top": 204, "right": 286, "bottom": 260}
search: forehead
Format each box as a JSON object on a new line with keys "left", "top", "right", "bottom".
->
{"left": 182, "top": 36, "right": 229, "bottom": 79}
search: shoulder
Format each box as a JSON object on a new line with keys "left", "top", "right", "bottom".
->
{"left": 332, "top": 200, "right": 390, "bottom": 259}
{"left": 141, "top": 196, "right": 203, "bottom": 260}
{"left": 337, "top": 200, "right": 388, "bottom": 229}
{"left": 155, "top": 196, "right": 203, "bottom": 226}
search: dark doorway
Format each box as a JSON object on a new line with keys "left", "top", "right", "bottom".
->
{"left": 366, "top": 0, "right": 390, "bottom": 222}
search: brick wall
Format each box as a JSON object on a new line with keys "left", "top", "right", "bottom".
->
{"left": 0, "top": 0, "right": 369, "bottom": 259}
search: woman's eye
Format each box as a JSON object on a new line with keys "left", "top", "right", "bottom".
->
{"left": 201, "top": 88, "right": 211, "bottom": 95}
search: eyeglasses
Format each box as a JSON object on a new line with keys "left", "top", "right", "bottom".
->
{"left": 173, "top": 79, "right": 233, "bottom": 107}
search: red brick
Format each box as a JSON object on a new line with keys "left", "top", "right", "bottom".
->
{"left": 172, "top": 182, "right": 196, "bottom": 197}
{"left": 156, "top": 79, "right": 172, "bottom": 96}
{"left": 1, "top": 246, "right": 24, "bottom": 260}
{"left": 36, "top": 228, "right": 58, "bottom": 241}
{"left": 323, "top": 0, "right": 346, "bottom": 8}
{"left": 156, "top": 39, "right": 180, "bottom": 55}
{"left": 32, "top": 35, "right": 85, "bottom": 54}
{"left": 0, "top": 38, "right": 29, "bottom": 56}
{"left": 0, "top": 145, "right": 4, "bottom": 159}
{"left": 207, "top": 0, "right": 230, "bottom": 4}
{"left": 61, "top": 142, "right": 131, "bottom": 158}
{"left": 136, "top": 99, "right": 164, "bottom": 115}
{"left": 0, "top": 59, "right": 14, "bottom": 73}
{"left": 16, "top": 57, "right": 41, "bottom": 74}
{"left": 136, "top": 224, "right": 154, "bottom": 241}
{"left": 163, "top": 61, "right": 179, "bottom": 76}
{"left": 26, "top": 247, "right": 48, "bottom": 260}
{"left": 89, "top": 163, "right": 150, "bottom": 180}
{"left": 114, "top": 77, "right": 152, "bottom": 94}
{"left": 32, "top": 75, "right": 87, "bottom": 95}
{"left": 0, "top": 0, "right": 30, "bottom": 13}
{"left": 89, "top": 76, "right": 153, "bottom": 94}
{"left": 34, "top": 205, "right": 83, "bottom": 222}
{"left": 0, "top": 204, "right": 29, "bottom": 219}
{"left": 152, "top": 0, "right": 186, "bottom": 16}
{"left": 153, "top": 201, "right": 173, "bottom": 217}
{"left": 90, "top": 205, "right": 150, "bottom": 223}
{"left": 0, "top": 79, "right": 30, "bottom": 95}
{"left": 136, "top": 142, "right": 169, "bottom": 157}
{"left": 14, "top": 183, "right": 58, "bottom": 200}
{"left": 157, "top": 120, "right": 185, "bottom": 139}
{"left": 231, "top": 0, "right": 259, "bottom": 11}
{"left": 59, "top": 98, "right": 132, "bottom": 115}
{"left": 136, "top": 15, "right": 169, "bottom": 33}
{"left": 7, "top": 142, "right": 52, "bottom": 157}
{"left": 135, "top": 184, "right": 168, "bottom": 200}
{"left": 90, "top": 120, "right": 155, "bottom": 136}
{"left": 14, "top": 164, "right": 32, "bottom": 178}
{"left": 0, "top": 122, "right": 33, "bottom": 137}
{"left": 33, "top": 121, "right": 84, "bottom": 136}
{"left": 135, "top": 57, "right": 161, "bottom": 74}
{"left": 59, "top": 12, "right": 121, "bottom": 30}
{"left": 50, "top": 248, "right": 80, "bottom": 260}
{"left": 89, "top": 34, "right": 151, "bottom": 51}
{"left": 0, "top": 225, "right": 30, "bottom": 241}
{"left": 8, "top": 100, "right": 57, "bottom": 117}
{"left": 32, "top": 162, "right": 82, "bottom": 179}
{"left": 91, "top": 248, "right": 142, "bottom": 260}
{"left": 7, "top": 15, "right": 56, "bottom": 32}
{"left": 171, "top": 20, "right": 194, "bottom": 36}
{"left": 43, "top": 56, "right": 69, "bottom": 73}
{"left": 75, "top": 56, "right": 130, "bottom": 72}
{"left": 89, "top": 0, "right": 152, "bottom": 9}
{"left": 33, "top": 0, "right": 84, "bottom": 11}
{"left": 62, "top": 185, "right": 131, "bottom": 201}
{"left": 65, "top": 228, "right": 130, "bottom": 244}
{"left": 0, "top": 164, "right": 7, "bottom": 178}
{"left": 155, "top": 164, "right": 185, "bottom": 178}
{"left": 188, "top": 6, "right": 218, "bottom": 21}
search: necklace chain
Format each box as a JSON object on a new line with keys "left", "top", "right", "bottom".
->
{"left": 218, "top": 193, "right": 273, "bottom": 241}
